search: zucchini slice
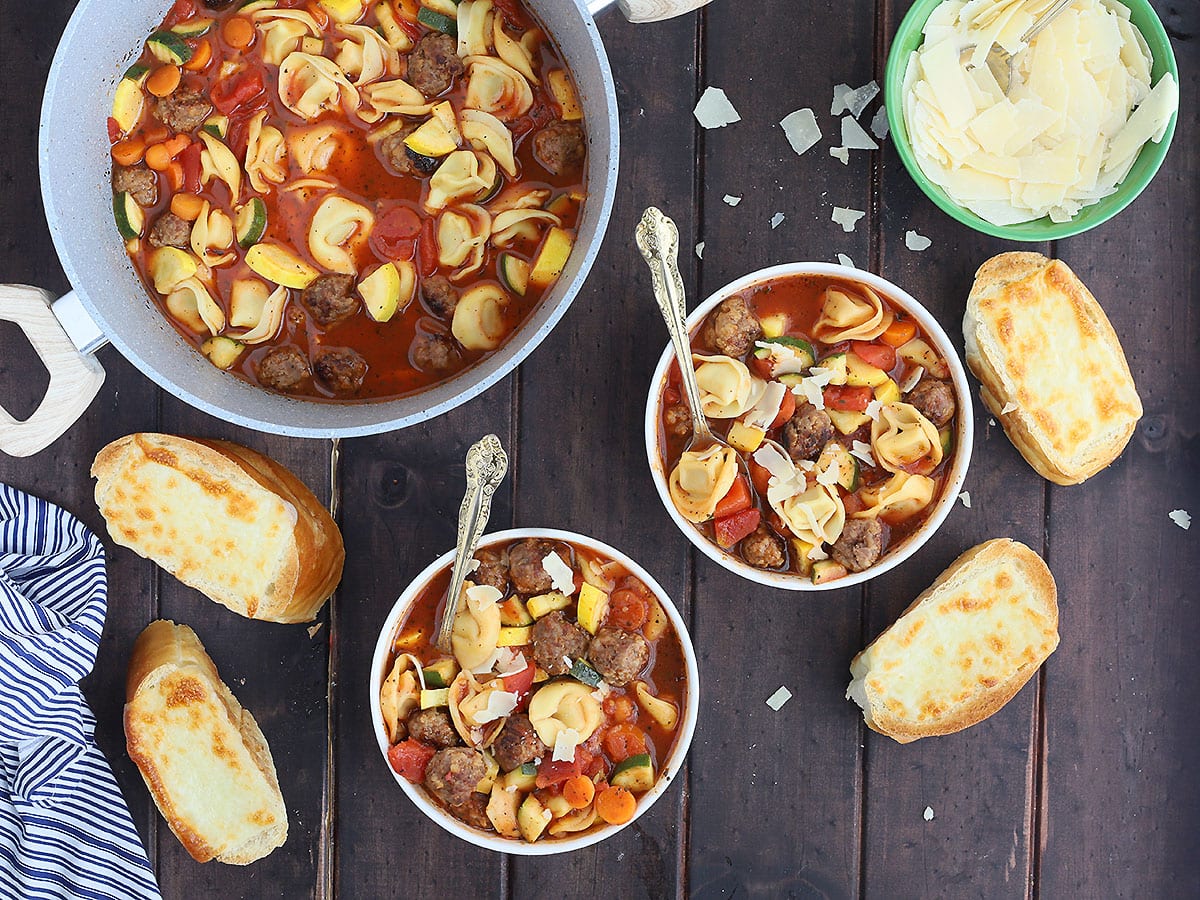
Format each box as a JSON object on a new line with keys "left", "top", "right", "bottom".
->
{"left": 111, "top": 72, "right": 148, "bottom": 135}
{"left": 811, "top": 559, "right": 848, "bottom": 585}
{"left": 416, "top": 7, "right": 457, "bottom": 36}
{"left": 200, "top": 336, "right": 244, "bottom": 370}
{"left": 528, "top": 227, "right": 573, "bottom": 291}
{"left": 202, "top": 114, "right": 229, "bottom": 139}
{"left": 498, "top": 597, "right": 534, "bottom": 627}
{"left": 498, "top": 625, "right": 533, "bottom": 647}
{"left": 170, "top": 18, "right": 214, "bottom": 37}
{"left": 419, "top": 687, "right": 450, "bottom": 709}
{"left": 112, "top": 192, "right": 145, "bottom": 240}
{"left": 146, "top": 31, "right": 193, "bottom": 66}
{"left": 123, "top": 63, "right": 150, "bottom": 82}
{"left": 816, "top": 442, "right": 860, "bottom": 491}
{"left": 423, "top": 658, "right": 459, "bottom": 687}
{"left": 497, "top": 253, "right": 530, "bottom": 296}
{"left": 245, "top": 242, "right": 319, "bottom": 289}
{"left": 526, "top": 591, "right": 571, "bottom": 619}
{"left": 404, "top": 116, "right": 459, "bottom": 158}
{"left": 235, "top": 198, "right": 268, "bottom": 248}
{"left": 569, "top": 659, "right": 602, "bottom": 687}
{"left": 755, "top": 336, "right": 815, "bottom": 369}
{"left": 818, "top": 352, "right": 848, "bottom": 385}
{"left": 611, "top": 753, "right": 655, "bottom": 791}
{"left": 547, "top": 69, "right": 582, "bottom": 122}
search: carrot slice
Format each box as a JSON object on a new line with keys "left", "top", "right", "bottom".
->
{"left": 880, "top": 318, "right": 917, "bottom": 347}
{"left": 144, "top": 143, "right": 172, "bottom": 171}
{"left": 111, "top": 138, "right": 146, "bottom": 167}
{"left": 170, "top": 193, "right": 206, "bottom": 221}
{"left": 595, "top": 786, "right": 636, "bottom": 825}
{"left": 222, "top": 16, "right": 255, "bottom": 50}
{"left": 183, "top": 38, "right": 212, "bottom": 72}
{"left": 563, "top": 775, "right": 595, "bottom": 810}
{"left": 146, "top": 65, "right": 181, "bottom": 98}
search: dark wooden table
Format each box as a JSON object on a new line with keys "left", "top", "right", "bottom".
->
{"left": 2, "top": 1, "right": 1198, "bottom": 897}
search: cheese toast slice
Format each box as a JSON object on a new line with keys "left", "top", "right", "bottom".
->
{"left": 92, "top": 433, "right": 343, "bottom": 623}
{"left": 847, "top": 539, "right": 1058, "bottom": 743}
{"left": 125, "top": 620, "right": 288, "bottom": 864}
{"left": 964, "top": 252, "right": 1142, "bottom": 485}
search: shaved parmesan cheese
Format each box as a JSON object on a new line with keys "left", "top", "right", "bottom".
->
{"left": 744, "top": 381, "right": 788, "bottom": 431}
{"left": 899, "top": 366, "right": 924, "bottom": 392}
{"left": 905, "top": 230, "right": 932, "bottom": 251}
{"left": 755, "top": 339, "right": 808, "bottom": 377}
{"left": 753, "top": 442, "right": 795, "bottom": 483}
{"left": 724, "top": 194, "right": 742, "bottom": 207}
{"left": 466, "top": 558, "right": 481, "bottom": 574}
{"left": 865, "top": 399, "right": 882, "bottom": 421}
{"left": 850, "top": 440, "right": 876, "bottom": 468}
{"left": 781, "top": 108, "right": 822, "bottom": 156}
{"left": 847, "top": 81, "right": 880, "bottom": 119}
{"left": 793, "top": 369, "right": 835, "bottom": 410}
{"left": 831, "top": 83, "right": 853, "bottom": 116}
{"left": 1000, "top": 401, "right": 1018, "bottom": 414}
{"left": 695, "top": 241, "right": 705, "bottom": 260}
{"left": 494, "top": 649, "right": 528, "bottom": 677}
{"left": 474, "top": 690, "right": 519, "bottom": 724}
{"left": 923, "top": 806, "right": 935, "bottom": 822}
{"left": 837, "top": 252, "right": 855, "bottom": 268}
{"left": 807, "top": 543, "right": 828, "bottom": 562}
{"left": 466, "top": 584, "right": 503, "bottom": 611}
{"left": 542, "top": 552, "right": 576, "bottom": 595}
{"left": 841, "top": 116, "right": 879, "bottom": 151}
{"left": 816, "top": 457, "right": 841, "bottom": 487}
{"left": 470, "top": 648, "right": 504, "bottom": 675}
{"left": 870, "top": 105, "right": 890, "bottom": 140}
{"left": 1169, "top": 509, "right": 1191, "bottom": 531}
{"left": 771, "top": 212, "right": 785, "bottom": 229}
{"left": 903, "top": 0, "right": 1179, "bottom": 226}
{"left": 694, "top": 86, "right": 741, "bottom": 129}
{"left": 958, "top": 491, "right": 971, "bottom": 509}
{"left": 765, "top": 686, "right": 792, "bottom": 711}
{"left": 830, "top": 146, "right": 850, "bottom": 165}
{"left": 552, "top": 727, "right": 582, "bottom": 762}
{"left": 832, "top": 207, "right": 865, "bottom": 233}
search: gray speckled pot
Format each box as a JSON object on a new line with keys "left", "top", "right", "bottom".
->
{"left": 37, "top": 0, "right": 618, "bottom": 438}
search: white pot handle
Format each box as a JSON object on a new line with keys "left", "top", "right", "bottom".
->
{"left": 0, "top": 285, "right": 105, "bottom": 458}
{"left": 590, "top": 0, "right": 715, "bottom": 24}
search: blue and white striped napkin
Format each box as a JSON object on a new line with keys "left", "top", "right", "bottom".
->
{"left": 0, "top": 484, "right": 160, "bottom": 900}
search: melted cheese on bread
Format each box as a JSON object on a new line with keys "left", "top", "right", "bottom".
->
{"left": 965, "top": 252, "right": 1141, "bottom": 484}
{"left": 848, "top": 539, "right": 1058, "bottom": 742}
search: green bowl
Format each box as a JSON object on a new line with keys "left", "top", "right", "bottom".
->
{"left": 885, "top": 0, "right": 1180, "bottom": 241}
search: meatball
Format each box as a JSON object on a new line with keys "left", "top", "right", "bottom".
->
{"left": 700, "top": 295, "right": 762, "bottom": 357}
{"left": 533, "top": 121, "right": 586, "bottom": 176}
{"left": 422, "top": 275, "right": 459, "bottom": 320}
{"left": 153, "top": 88, "right": 212, "bottom": 133}
{"left": 147, "top": 211, "right": 192, "bottom": 249}
{"left": 424, "top": 747, "right": 487, "bottom": 808}
{"left": 256, "top": 346, "right": 310, "bottom": 393}
{"left": 302, "top": 274, "right": 359, "bottom": 327}
{"left": 587, "top": 627, "right": 650, "bottom": 687}
{"left": 741, "top": 524, "right": 785, "bottom": 569}
{"left": 473, "top": 546, "right": 509, "bottom": 594}
{"left": 112, "top": 165, "right": 157, "bottom": 207}
{"left": 784, "top": 402, "right": 835, "bottom": 462}
{"left": 491, "top": 713, "right": 546, "bottom": 771}
{"left": 314, "top": 347, "right": 367, "bottom": 395}
{"left": 377, "top": 123, "right": 421, "bottom": 176}
{"left": 411, "top": 331, "right": 458, "bottom": 373}
{"left": 532, "top": 610, "right": 590, "bottom": 676}
{"left": 906, "top": 378, "right": 956, "bottom": 428}
{"left": 664, "top": 403, "right": 692, "bottom": 439}
{"left": 408, "top": 33, "right": 464, "bottom": 97}
{"left": 508, "top": 538, "right": 556, "bottom": 594}
{"left": 830, "top": 517, "right": 884, "bottom": 573}
{"left": 407, "top": 707, "right": 460, "bottom": 749}
{"left": 449, "top": 792, "right": 493, "bottom": 831}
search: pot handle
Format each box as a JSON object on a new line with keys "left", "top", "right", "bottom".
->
{"left": 590, "top": 0, "right": 715, "bottom": 24}
{"left": 0, "top": 285, "right": 106, "bottom": 458}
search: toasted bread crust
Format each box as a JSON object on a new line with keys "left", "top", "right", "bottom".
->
{"left": 849, "top": 539, "right": 1059, "bottom": 743}
{"left": 93, "top": 434, "right": 344, "bottom": 623}
{"left": 125, "top": 620, "right": 288, "bottom": 865}
{"left": 964, "top": 252, "right": 1141, "bottom": 485}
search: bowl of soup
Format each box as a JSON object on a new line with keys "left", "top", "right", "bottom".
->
{"left": 645, "top": 263, "right": 973, "bottom": 591}
{"left": 369, "top": 528, "right": 699, "bottom": 853}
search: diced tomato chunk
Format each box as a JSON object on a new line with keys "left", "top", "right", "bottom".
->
{"left": 210, "top": 67, "right": 265, "bottom": 116}
{"left": 713, "top": 475, "right": 752, "bottom": 519}
{"left": 823, "top": 385, "right": 873, "bottom": 412}
{"left": 502, "top": 663, "right": 535, "bottom": 702}
{"left": 536, "top": 747, "right": 592, "bottom": 788}
{"left": 373, "top": 204, "right": 422, "bottom": 260}
{"left": 769, "top": 389, "right": 797, "bottom": 430}
{"left": 851, "top": 341, "right": 897, "bottom": 372}
{"left": 387, "top": 739, "right": 436, "bottom": 784}
{"left": 602, "top": 723, "right": 648, "bottom": 763}
{"left": 178, "top": 142, "right": 203, "bottom": 194}
{"left": 418, "top": 218, "right": 439, "bottom": 276}
{"left": 748, "top": 458, "right": 773, "bottom": 496}
{"left": 749, "top": 353, "right": 774, "bottom": 381}
{"left": 714, "top": 507, "right": 761, "bottom": 548}
{"left": 107, "top": 117, "right": 121, "bottom": 143}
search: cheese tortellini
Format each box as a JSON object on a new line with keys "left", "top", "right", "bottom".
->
{"left": 693, "top": 354, "right": 766, "bottom": 418}
{"left": 457, "top": 0, "right": 495, "bottom": 58}
{"left": 668, "top": 444, "right": 739, "bottom": 523}
{"left": 361, "top": 79, "right": 434, "bottom": 120}
{"left": 491, "top": 209, "right": 560, "bottom": 248}
{"left": 854, "top": 472, "right": 936, "bottom": 521}
{"left": 288, "top": 124, "right": 344, "bottom": 174}
{"left": 198, "top": 131, "right": 242, "bottom": 201}
{"left": 189, "top": 201, "right": 235, "bottom": 268}
{"left": 334, "top": 23, "right": 398, "bottom": 86}
{"left": 528, "top": 680, "right": 603, "bottom": 746}
{"left": 252, "top": 9, "right": 321, "bottom": 66}
{"left": 465, "top": 56, "right": 534, "bottom": 121}
{"left": 379, "top": 653, "right": 422, "bottom": 743}
{"left": 447, "top": 670, "right": 511, "bottom": 749}
{"left": 427, "top": 151, "right": 495, "bottom": 213}
{"left": 461, "top": 109, "right": 518, "bottom": 177}
{"left": 452, "top": 283, "right": 511, "bottom": 350}
{"left": 278, "top": 52, "right": 361, "bottom": 121}
{"left": 811, "top": 284, "right": 893, "bottom": 343}
{"left": 871, "top": 402, "right": 943, "bottom": 474}
{"left": 245, "top": 111, "right": 288, "bottom": 194}
{"left": 165, "top": 278, "right": 225, "bottom": 336}
{"left": 775, "top": 483, "right": 845, "bottom": 550}
{"left": 236, "top": 284, "right": 289, "bottom": 345}
{"left": 451, "top": 582, "right": 503, "bottom": 671}
{"left": 492, "top": 13, "right": 539, "bottom": 84}
{"left": 308, "top": 194, "right": 374, "bottom": 274}
{"left": 438, "top": 205, "right": 492, "bottom": 278}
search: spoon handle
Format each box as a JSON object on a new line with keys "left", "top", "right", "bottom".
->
{"left": 1021, "top": 0, "right": 1075, "bottom": 43}
{"left": 636, "top": 207, "right": 712, "bottom": 440}
{"left": 435, "top": 434, "right": 509, "bottom": 653}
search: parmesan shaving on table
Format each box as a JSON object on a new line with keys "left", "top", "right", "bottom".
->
{"left": 830, "top": 147, "right": 850, "bottom": 165}
{"left": 841, "top": 116, "right": 879, "bottom": 151}
{"left": 870, "top": 105, "right": 890, "bottom": 140}
{"left": 902, "top": 0, "right": 1179, "bottom": 226}
{"left": 958, "top": 491, "right": 972, "bottom": 508}
{"left": 695, "top": 241, "right": 705, "bottom": 259}
{"left": 905, "top": 230, "right": 932, "bottom": 251}
{"left": 693, "top": 86, "right": 741, "bottom": 128}
{"left": 724, "top": 194, "right": 742, "bottom": 207}
{"left": 770, "top": 212, "right": 785, "bottom": 229}
{"left": 832, "top": 207, "right": 866, "bottom": 232}
{"left": 765, "top": 686, "right": 792, "bottom": 711}
{"left": 837, "top": 252, "right": 855, "bottom": 268}
{"left": 780, "top": 108, "right": 822, "bottom": 156}
{"left": 1169, "top": 509, "right": 1191, "bottom": 531}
